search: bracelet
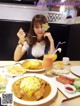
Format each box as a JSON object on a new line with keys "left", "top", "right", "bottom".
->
{"left": 22, "top": 41, "right": 29, "bottom": 52}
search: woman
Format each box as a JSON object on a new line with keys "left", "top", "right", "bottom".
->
{"left": 14, "top": 14, "right": 55, "bottom": 61}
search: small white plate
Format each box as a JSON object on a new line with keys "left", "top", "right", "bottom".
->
{"left": 51, "top": 68, "right": 69, "bottom": 75}
{"left": 64, "top": 84, "right": 76, "bottom": 94}
{"left": 71, "top": 66, "right": 80, "bottom": 77}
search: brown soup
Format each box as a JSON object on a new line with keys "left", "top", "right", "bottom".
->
{"left": 12, "top": 76, "right": 51, "bottom": 101}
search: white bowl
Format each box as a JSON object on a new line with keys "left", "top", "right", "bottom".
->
{"left": 64, "top": 84, "right": 76, "bottom": 94}
{"left": 6, "top": 73, "right": 57, "bottom": 105}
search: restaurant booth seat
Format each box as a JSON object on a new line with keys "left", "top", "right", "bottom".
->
{"left": 67, "top": 24, "right": 80, "bottom": 60}
{"left": 0, "top": 20, "right": 79, "bottom": 60}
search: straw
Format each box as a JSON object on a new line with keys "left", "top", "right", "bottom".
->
{"left": 56, "top": 41, "right": 66, "bottom": 49}
{"left": 52, "top": 48, "right": 62, "bottom": 55}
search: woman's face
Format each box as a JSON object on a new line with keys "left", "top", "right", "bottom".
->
{"left": 33, "top": 23, "right": 45, "bottom": 41}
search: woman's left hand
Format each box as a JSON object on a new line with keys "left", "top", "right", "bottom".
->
{"left": 44, "top": 32, "right": 53, "bottom": 42}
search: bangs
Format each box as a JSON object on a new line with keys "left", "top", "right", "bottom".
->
{"left": 34, "top": 20, "right": 44, "bottom": 26}
{"left": 33, "top": 15, "right": 48, "bottom": 26}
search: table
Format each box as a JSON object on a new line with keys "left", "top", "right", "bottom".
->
{"left": 0, "top": 61, "right": 80, "bottom": 106}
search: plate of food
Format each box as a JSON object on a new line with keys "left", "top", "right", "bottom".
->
{"left": 20, "top": 59, "right": 44, "bottom": 72}
{"left": 0, "top": 74, "right": 8, "bottom": 92}
{"left": 4, "top": 64, "right": 27, "bottom": 77}
{"left": 6, "top": 73, "right": 57, "bottom": 105}
{"left": 56, "top": 74, "right": 80, "bottom": 98}
{"left": 51, "top": 68, "right": 70, "bottom": 75}
{"left": 50, "top": 62, "right": 70, "bottom": 75}
{"left": 70, "top": 66, "right": 80, "bottom": 77}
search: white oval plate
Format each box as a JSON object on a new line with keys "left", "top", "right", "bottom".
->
{"left": 6, "top": 73, "right": 57, "bottom": 105}
{"left": 19, "top": 59, "right": 45, "bottom": 72}
{"left": 71, "top": 66, "right": 80, "bottom": 77}
{"left": 4, "top": 65, "right": 27, "bottom": 77}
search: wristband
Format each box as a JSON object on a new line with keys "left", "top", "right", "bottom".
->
{"left": 22, "top": 41, "right": 29, "bottom": 52}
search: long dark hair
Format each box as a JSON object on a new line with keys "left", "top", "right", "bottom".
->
{"left": 26, "top": 14, "right": 50, "bottom": 46}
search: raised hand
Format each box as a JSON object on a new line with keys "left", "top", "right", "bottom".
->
{"left": 17, "top": 28, "right": 26, "bottom": 44}
{"left": 44, "top": 32, "right": 53, "bottom": 42}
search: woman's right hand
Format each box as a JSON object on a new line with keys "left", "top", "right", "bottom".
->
{"left": 44, "top": 32, "right": 53, "bottom": 43}
{"left": 17, "top": 28, "right": 26, "bottom": 44}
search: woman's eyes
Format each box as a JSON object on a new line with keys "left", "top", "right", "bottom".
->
{"left": 35, "top": 27, "right": 39, "bottom": 28}
{"left": 34, "top": 26, "right": 42, "bottom": 29}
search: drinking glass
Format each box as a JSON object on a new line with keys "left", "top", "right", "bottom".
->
{"left": 62, "top": 57, "right": 70, "bottom": 65}
{"left": 42, "top": 54, "right": 53, "bottom": 73}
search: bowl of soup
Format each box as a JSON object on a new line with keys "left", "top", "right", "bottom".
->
{"left": 6, "top": 73, "right": 57, "bottom": 105}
